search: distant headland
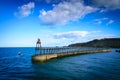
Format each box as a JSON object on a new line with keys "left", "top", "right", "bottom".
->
{"left": 68, "top": 38, "right": 120, "bottom": 48}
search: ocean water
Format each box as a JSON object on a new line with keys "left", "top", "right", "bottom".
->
{"left": 0, "top": 47, "right": 120, "bottom": 80}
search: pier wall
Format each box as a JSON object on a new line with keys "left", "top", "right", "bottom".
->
{"left": 32, "top": 49, "right": 111, "bottom": 62}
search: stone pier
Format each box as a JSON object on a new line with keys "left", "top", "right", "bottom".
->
{"left": 32, "top": 47, "right": 111, "bottom": 62}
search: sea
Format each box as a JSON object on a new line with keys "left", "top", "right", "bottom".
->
{"left": 0, "top": 47, "right": 120, "bottom": 80}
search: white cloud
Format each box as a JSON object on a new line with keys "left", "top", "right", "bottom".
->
{"left": 95, "top": 20, "right": 102, "bottom": 24}
{"left": 94, "top": 18, "right": 108, "bottom": 24}
{"left": 45, "top": 0, "right": 60, "bottom": 3}
{"left": 106, "top": 20, "right": 114, "bottom": 26}
{"left": 50, "top": 30, "right": 101, "bottom": 39}
{"left": 43, "top": 30, "right": 101, "bottom": 46}
{"left": 102, "top": 34, "right": 115, "bottom": 38}
{"left": 14, "top": 2, "right": 35, "bottom": 18}
{"left": 51, "top": 31, "right": 89, "bottom": 39}
{"left": 91, "top": 0, "right": 120, "bottom": 10}
{"left": 94, "top": 18, "right": 114, "bottom": 26}
{"left": 39, "top": 1, "right": 97, "bottom": 25}
{"left": 90, "top": 30, "right": 101, "bottom": 33}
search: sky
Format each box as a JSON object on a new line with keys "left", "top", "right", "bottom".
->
{"left": 0, "top": 0, "right": 120, "bottom": 47}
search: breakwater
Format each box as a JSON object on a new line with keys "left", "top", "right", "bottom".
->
{"left": 32, "top": 47, "right": 111, "bottom": 62}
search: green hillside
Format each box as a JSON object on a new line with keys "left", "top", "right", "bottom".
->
{"left": 68, "top": 38, "right": 120, "bottom": 48}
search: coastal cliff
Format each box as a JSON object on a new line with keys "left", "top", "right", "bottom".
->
{"left": 68, "top": 38, "right": 120, "bottom": 48}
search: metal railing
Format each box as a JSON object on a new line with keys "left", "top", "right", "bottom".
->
{"left": 34, "top": 47, "right": 108, "bottom": 56}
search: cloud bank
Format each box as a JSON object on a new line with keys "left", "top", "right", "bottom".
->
{"left": 91, "top": 0, "right": 120, "bottom": 10}
{"left": 50, "top": 31, "right": 101, "bottom": 39}
{"left": 44, "top": 30, "right": 102, "bottom": 46}
{"left": 51, "top": 31, "right": 89, "bottom": 39}
{"left": 39, "top": 0, "right": 119, "bottom": 25}
{"left": 39, "top": 1, "right": 97, "bottom": 25}
{"left": 14, "top": 2, "right": 35, "bottom": 18}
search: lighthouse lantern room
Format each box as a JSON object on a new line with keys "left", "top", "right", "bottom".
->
{"left": 36, "top": 38, "right": 42, "bottom": 50}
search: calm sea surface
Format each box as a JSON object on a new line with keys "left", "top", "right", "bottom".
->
{"left": 0, "top": 47, "right": 120, "bottom": 80}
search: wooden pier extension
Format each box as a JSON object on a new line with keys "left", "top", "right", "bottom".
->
{"left": 31, "top": 47, "right": 111, "bottom": 62}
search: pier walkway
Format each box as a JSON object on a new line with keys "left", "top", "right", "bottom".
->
{"left": 32, "top": 47, "right": 111, "bottom": 62}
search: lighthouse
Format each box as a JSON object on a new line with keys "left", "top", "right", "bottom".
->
{"left": 36, "top": 38, "right": 42, "bottom": 50}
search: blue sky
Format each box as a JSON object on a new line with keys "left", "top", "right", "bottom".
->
{"left": 0, "top": 0, "right": 120, "bottom": 47}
